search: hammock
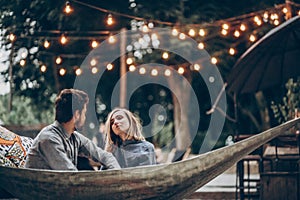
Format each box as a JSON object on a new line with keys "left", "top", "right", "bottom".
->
{"left": 0, "top": 118, "right": 299, "bottom": 200}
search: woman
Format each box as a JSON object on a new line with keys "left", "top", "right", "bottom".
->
{"left": 105, "top": 108, "right": 156, "bottom": 168}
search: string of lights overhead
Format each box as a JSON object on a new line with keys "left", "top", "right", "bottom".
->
{"left": 8, "top": 0, "right": 300, "bottom": 77}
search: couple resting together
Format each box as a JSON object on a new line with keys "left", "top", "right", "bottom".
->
{"left": 25, "top": 89, "right": 156, "bottom": 171}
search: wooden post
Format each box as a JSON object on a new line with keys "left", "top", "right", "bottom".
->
{"left": 119, "top": 28, "right": 127, "bottom": 108}
{"left": 8, "top": 41, "right": 14, "bottom": 112}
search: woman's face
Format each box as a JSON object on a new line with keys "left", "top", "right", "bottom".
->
{"left": 111, "top": 110, "right": 130, "bottom": 137}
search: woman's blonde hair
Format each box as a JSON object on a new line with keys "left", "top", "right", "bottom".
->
{"left": 104, "top": 108, "right": 145, "bottom": 152}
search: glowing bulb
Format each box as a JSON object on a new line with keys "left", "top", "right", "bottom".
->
{"left": 298, "top": 10, "right": 300, "bottom": 16}
{"left": 193, "top": 64, "right": 201, "bottom": 71}
{"left": 60, "top": 34, "right": 68, "bottom": 45}
{"left": 188, "top": 29, "right": 196, "bottom": 37}
{"left": 43, "top": 40, "right": 50, "bottom": 48}
{"left": 229, "top": 48, "right": 236, "bottom": 55}
{"left": 179, "top": 33, "right": 186, "bottom": 40}
{"left": 129, "top": 64, "right": 136, "bottom": 72}
{"left": 108, "top": 35, "right": 116, "bottom": 44}
{"left": 139, "top": 67, "right": 146, "bottom": 74}
{"left": 64, "top": 1, "right": 73, "bottom": 14}
{"left": 148, "top": 22, "right": 154, "bottom": 28}
{"left": 91, "top": 67, "right": 98, "bottom": 74}
{"left": 172, "top": 28, "right": 179, "bottom": 36}
{"left": 126, "top": 57, "right": 133, "bottom": 65}
{"left": 59, "top": 68, "right": 66, "bottom": 76}
{"left": 221, "top": 29, "right": 228, "bottom": 36}
{"left": 282, "top": 7, "right": 288, "bottom": 14}
{"left": 274, "top": 20, "right": 280, "bottom": 26}
{"left": 211, "top": 57, "right": 217, "bottom": 64}
{"left": 164, "top": 69, "right": 171, "bottom": 76}
{"left": 56, "top": 56, "right": 62, "bottom": 65}
{"left": 151, "top": 69, "right": 158, "bottom": 76}
{"left": 234, "top": 30, "right": 240, "bottom": 38}
{"left": 142, "top": 25, "right": 149, "bottom": 33}
{"left": 199, "top": 29, "right": 206, "bottom": 36}
{"left": 20, "top": 59, "right": 26, "bottom": 66}
{"left": 90, "top": 58, "right": 97, "bottom": 66}
{"left": 249, "top": 34, "right": 256, "bottom": 42}
{"left": 106, "top": 63, "right": 113, "bottom": 70}
{"left": 162, "top": 52, "right": 169, "bottom": 59}
{"left": 240, "top": 24, "right": 246, "bottom": 31}
{"left": 263, "top": 12, "right": 269, "bottom": 19}
{"left": 40, "top": 65, "right": 47, "bottom": 72}
{"left": 177, "top": 67, "right": 184, "bottom": 74}
{"left": 222, "top": 23, "right": 229, "bottom": 30}
{"left": 198, "top": 42, "right": 205, "bottom": 49}
{"left": 75, "top": 68, "right": 82, "bottom": 76}
{"left": 91, "top": 40, "right": 98, "bottom": 48}
{"left": 9, "top": 33, "right": 16, "bottom": 42}
{"left": 106, "top": 14, "right": 114, "bottom": 26}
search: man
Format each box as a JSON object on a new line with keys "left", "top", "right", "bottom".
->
{"left": 25, "top": 89, "right": 120, "bottom": 170}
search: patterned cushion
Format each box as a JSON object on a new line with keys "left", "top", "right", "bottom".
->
{"left": 0, "top": 126, "right": 33, "bottom": 168}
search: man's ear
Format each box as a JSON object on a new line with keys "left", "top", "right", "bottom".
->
{"left": 74, "top": 110, "right": 80, "bottom": 120}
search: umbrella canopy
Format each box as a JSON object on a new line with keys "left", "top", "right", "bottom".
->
{"left": 227, "top": 15, "right": 300, "bottom": 95}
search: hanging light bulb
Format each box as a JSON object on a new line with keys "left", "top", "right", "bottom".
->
{"left": 108, "top": 35, "right": 116, "bottom": 44}
{"left": 126, "top": 57, "right": 133, "bottom": 65}
{"left": 198, "top": 42, "right": 205, "bottom": 49}
{"left": 177, "top": 67, "right": 184, "bottom": 74}
{"left": 221, "top": 29, "right": 228, "bottom": 36}
{"left": 162, "top": 52, "right": 169, "bottom": 60}
{"left": 198, "top": 29, "right": 206, "bottom": 37}
{"left": 75, "top": 68, "right": 82, "bottom": 76}
{"left": 106, "top": 63, "right": 113, "bottom": 70}
{"left": 64, "top": 1, "right": 73, "bottom": 14}
{"left": 249, "top": 34, "right": 256, "bottom": 42}
{"left": 164, "top": 69, "right": 171, "bottom": 77}
{"left": 151, "top": 69, "right": 158, "bottom": 76}
{"left": 40, "top": 65, "right": 47, "bottom": 73}
{"left": 139, "top": 67, "right": 146, "bottom": 75}
{"left": 91, "top": 67, "right": 98, "bottom": 74}
{"left": 59, "top": 68, "right": 66, "bottom": 76}
{"left": 229, "top": 48, "right": 236, "bottom": 55}
{"left": 234, "top": 30, "right": 240, "bottom": 38}
{"left": 106, "top": 14, "right": 114, "bottom": 26}
{"left": 91, "top": 40, "right": 98, "bottom": 48}
{"left": 240, "top": 24, "right": 246, "bottom": 31}
{"left": 172, "top": 28, "right": 179, "bottom": 36}
{"left": 20, "top": 59, "right": 26, "bottom": 67}
{"left": 129, "top": 64, "right": 136, "bottom": 72}
{"left": 90, "top": 58, "right": 97, "bottom": 66}
{"left": 60, "top": 34, "right": 68, "bottom": 45}
{"left": 211, "top": 57, "right": 218, "bottom": 64}
{"left": 9, "top": 33, "right": 16, "bottom": 42}
{"left": 222, "top": 23, "right": 229, "bottom": 30}
{"left": 188, "top": 29, "right": 196, "bottom": 37}
{"left": 44, "top": 40, "right": 50, "bottom": 48}
{"left": 193, "top": 64, "right": 201, "bottom": 71}
{"left": 56, "top": 56, "right": 62, "bottom": 65}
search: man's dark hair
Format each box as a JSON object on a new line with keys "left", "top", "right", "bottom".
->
{"left": 55, "top": 89, "right": 89, "bottom": 123}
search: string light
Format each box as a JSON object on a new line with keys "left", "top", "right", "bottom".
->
{"left": 106, "top": 14, "right": 114, "bottom": 26}
{"left": 64, "top": 1, "right": 73, "bottom": 14}
{"left": 106, "top": 63, "right": 113, "bottom": 70}
{"left": 229, "top": 48, "right": 236, "bottom": 55}
{"left": 43, "top": 40, "right": 50, "bottom": 48}
{"left": 172, "top": 28, "right": 179, "bottom": 36}
{"left": 56, "top": 56, "right": 62, "bottom": 64}
{"left": 240, "top": 24, "right": 246, "bottom": 31}
{"left": 60, "top": 34, "right": 68, "bottom": 45}
{"left": 126, "top": 57, "right": 134, "bottom": 65}
{"left": 91, "top": 67, "right": 98, "bottom": 74}
{"left": 211, "top": 57, "right": 218, "bottom": 64}
{"left": 234, "top": 30, "right": 240, "bottom": 38}
{"left": 139, "top": 67, "right": 146, "bottom": 74}
{"left": 221, "top": 29, "right": 228, "bottom": 36}
{"left": 198, "top": 42, "right": 205, "bottom": 49}
{"left": 91, "top": 40, "right": 98, "bottom": 48}
{"left": 249, "top": 34, "right": 256, "bottom": 42}
{"left": 59, "top": 68, "right": 66, "bottom": 76}
{"left": 75, "top": 68, "right": 82, "bottom": 76}
{"left": 162, "top": 52, "right": 169, "bottom": 60}
{"left": 90, "top": 58, "right": 97, "bottom": 66}
{"left": 177, "top": 67, "right": 184, "bottom": 74}
{"left": 179, "top": 33, "right": 186, "bottom": 40}
{"left": 164, "top": 69, "right": 171, "bottom": 76}
{"left": 20, "top": 59, "right": 26, "bottom": 66}
{"left": 40, "top": 65, "right": 47, "bottom": 72}
{"left": 222, "top": 23, "right": 229, "bottom": 30}
{"left": 193, "top": 64, "right": 201, "bottom": 71}
{"left": 108, "top": 35, "right": 116, "bottom": 44}
{"left": 188, "top": 29, "right": 196, "bottom": 37}
{"left": 199, "top": 29, "right": 206, "bottom": 36}
{"left": 129, "top": 64, "right": 136, "bottom": 71}
{"left": 151, "top": 69, "right": 158, "bottom": 76}
{"left": 9, "top": 33, "right": 16, "bottom": 42}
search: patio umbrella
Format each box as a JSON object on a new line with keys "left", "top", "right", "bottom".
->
{"left": 226, "top": 15, "right": 300, "bottom": 95}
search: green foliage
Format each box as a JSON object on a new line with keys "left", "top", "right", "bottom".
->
{"left": 0, "top": 94, "right": 54, "bottom": 125}
{"left": 270, "top": 78, "right": 300, "bottom": 124}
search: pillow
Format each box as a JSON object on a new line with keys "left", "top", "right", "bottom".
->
{"left": 0, "top": 126, "right": 33, "bottom": 168}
